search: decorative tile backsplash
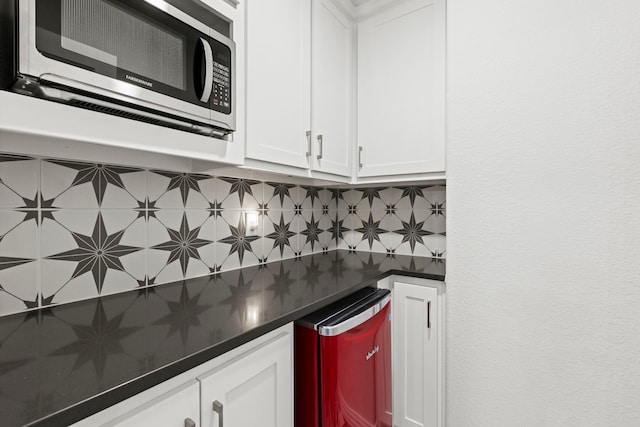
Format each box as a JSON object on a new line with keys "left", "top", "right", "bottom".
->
{"left": 335, "top": 185, "right": 446, "bottom": 258}
{"left": 0, "top": 153, "right": 337, "bottom": 316}
{"left": 0, "top": 151, "right": 446, "bottom": 317}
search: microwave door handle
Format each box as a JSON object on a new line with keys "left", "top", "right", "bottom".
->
{"left": 199, "top": 38, "right": 214, "bottom": 103}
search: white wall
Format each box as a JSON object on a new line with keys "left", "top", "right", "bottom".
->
{"left": 446, "top": 1, "right": 640, "bottom": 425}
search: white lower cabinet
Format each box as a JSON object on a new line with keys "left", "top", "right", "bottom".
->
{"left": 101, "top": 381, "right": 200, "bottom": 427}
{"left": 72, "top": 324, "right": 293, "bottom": 427}
{"left": 198, "top": 331, "right": 293, "bottom": 427}
{"left": 392, "top": 279, "right": 444, "bottom": 427}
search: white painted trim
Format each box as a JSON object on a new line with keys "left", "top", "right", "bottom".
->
{"left": 200, "top": 162, "right": 348, "bottom": 186}
{"left": 333, "top": 0, "right": 422, "bottom": 23}
{"left": 353, "top": 172, "right": 447, "bottom": 185}
{"left": 353, "top": 0, "right": 408, "bottom": 21}
{"left": 329, "top": 0, "right": 358, "bottom": 20}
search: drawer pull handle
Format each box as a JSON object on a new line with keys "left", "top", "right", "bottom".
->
{"left": 184, "top": 417, "right": 196, "bottom": 427}
{"left": 212, "top": 400, "right": 224, "bottom": 427}
{"left": 427, "top": 300, "right": 431, "bottom": 329}
{"left": 306, "top": 130, "right": 311, "bottom": 157}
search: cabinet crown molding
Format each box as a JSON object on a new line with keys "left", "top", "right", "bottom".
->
{"left": 336, "top": 0, "right": 408, "bottom": 21}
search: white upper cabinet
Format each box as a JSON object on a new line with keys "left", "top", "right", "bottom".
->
{"left": 311, "top": 0, "right": 353, "bottom": 177}
{"left": 357, "top": 0, "right": 445, "bottom": 178}
{"left": 245, "top": 0, "right": 312, "bottom": 169}
{"left": 244, "top": 0, "right": 353, "bottom": 178}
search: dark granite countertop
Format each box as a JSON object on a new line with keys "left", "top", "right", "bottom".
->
{"left": 0, "top": 250, "right": 445, "bottom": 427}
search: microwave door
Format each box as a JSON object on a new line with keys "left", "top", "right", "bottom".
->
{"left": 18, "top": 0, "right": 223, "bottom": 128}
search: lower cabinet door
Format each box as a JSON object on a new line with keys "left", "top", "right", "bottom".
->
{"left": 198, "top": 331, "right": 293, "bottom": 427}
{"left": 393, "top": 281, "right": 441, "bottom": 427}
{"left": 103, "top": 380, "right": 200, "bottom": 427}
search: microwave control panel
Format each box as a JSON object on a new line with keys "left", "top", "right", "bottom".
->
{"left": 211, "top": 45, "right": 231, "bottom": 114}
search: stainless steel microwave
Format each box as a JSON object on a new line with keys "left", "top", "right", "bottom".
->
{"left": 0, "top": 0, "right": 235, "bottom": 138}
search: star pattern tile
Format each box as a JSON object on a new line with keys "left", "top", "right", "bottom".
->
{"left": 301, "top": 186, "right": 320, "bottom": 206}
{"left": 0, "top": 153, "right": 33, "bottom": 162}
{"left": 46, "top": 213, "right": 143, "bottom": 294}
{"left": 358, "top": 187, "right": 384, "bottom": 207}
{"left": 134, "top": 198, "right": 159, "bottom": 222}
{"left": 0, "top": 256, "right": 35, "bottom": 271}
{"left": 219, "top": 217, "right": 260, "bottom": 264}
{"left": 207, "top": 200, "right": 224, "bottom": 218}
{"left": 430, "top": 202, "right": 445, "bottom": 216}
{"left": 219, "top": 177, "right": 260, "bottom": 206}
{"left": 265, "top": 214, "right": 296, "bottom": 256}
{"left": 355, "top": 213, "right": 386, "bottom": 249}
{"left": 331, "top": 189, "right": 348, "bottom": 202}
{"left": 14, "top": 193, "right": 57, "bottom": 225}
{"left": 266, "top": 182, "right": 295, "bottom": 205}
{"left": 301, "top": 213, "right": 321, "bottom": 251}
{"left": 330, "top": 218, "right": 349, "bottom": 242}
{"left": 48, "top": 160, "right": 142, "bottom": 206}
{"left": 151, "top": 213, "right": 213, "bottom": 277}
{"left": 396, "top": 185, "right": 427, "bottom": 207}
{"left": 393, "top": 212, "right": 433, "bottom": 253}
{"left": 153, "top": 171, "right": 210, "bottom": 207}
{"left": 257, "top": 202, "right": 269, "bottom": 217}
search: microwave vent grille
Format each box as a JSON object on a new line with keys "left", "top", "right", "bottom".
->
{"left": 69, "top": 99, "right": 161, "bottom": 125}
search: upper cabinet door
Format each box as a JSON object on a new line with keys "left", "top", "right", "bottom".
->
{"left": 357, "top": 0, "right": 445, "bottom": 178}
{"left": 245, "top": 0, "right": 311, "bottom": 169}
{"left": 311, "top": 0, "right": 353, "bottom": 177}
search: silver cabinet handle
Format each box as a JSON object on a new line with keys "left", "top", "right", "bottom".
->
{"left": 317, "top": 134, "right": 323, "bottom": 159}
{"left": 212, "top": 400, "right": 223, "bottom": 427}
{"left": 358, "top": 146, "right": 363, "bottom": 168}
{"left": 427, "top": 300, "right": 431, "bottom": 329}
{"left": 185, "top": 417, "right": 196, "bottom": 427}
{"left": 306, "top": 130, "right": 311, "bottom": 157}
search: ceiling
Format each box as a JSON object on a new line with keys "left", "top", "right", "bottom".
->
{"left": 349, "top": 0, "right": 373, "bottom": 5}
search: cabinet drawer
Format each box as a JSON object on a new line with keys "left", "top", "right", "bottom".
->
{"left": 73, "top": 380, "right": 200, "bottom": 427}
